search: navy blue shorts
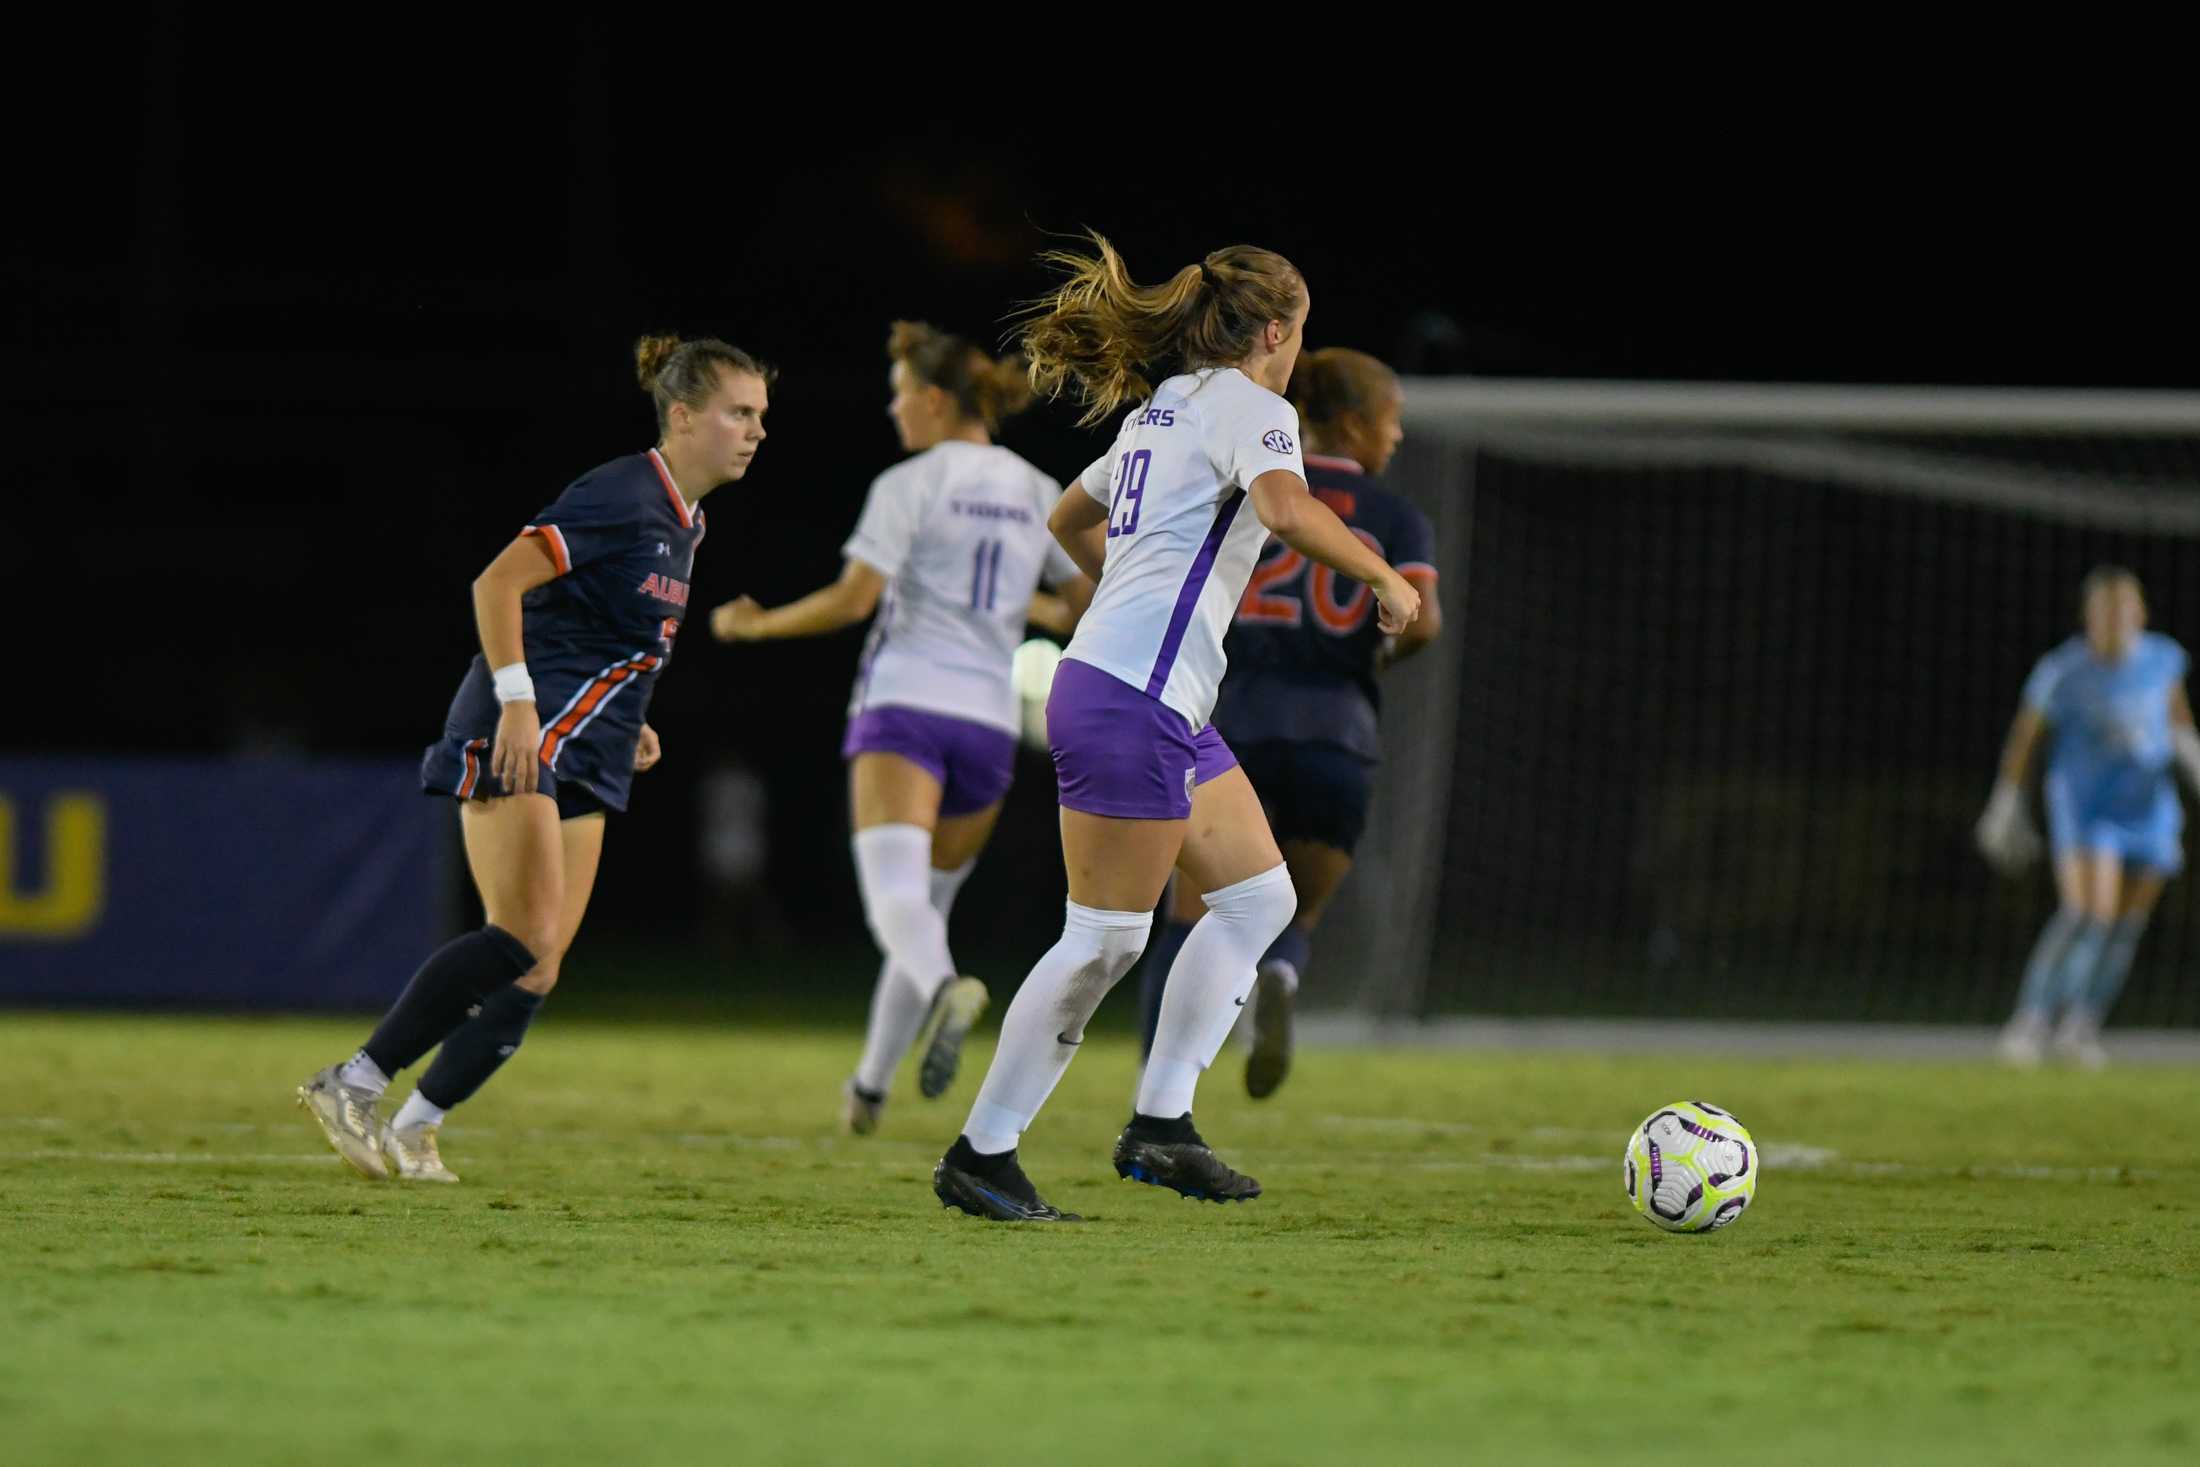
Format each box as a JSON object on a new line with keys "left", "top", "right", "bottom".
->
{"left": 421, "top": 656, "right": 642, "bottom": 820}
{"left": 1231, "top": 740, "right": 1376, "bottom": 854}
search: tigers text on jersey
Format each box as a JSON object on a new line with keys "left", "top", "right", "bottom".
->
{"left": 1062, "top": 368, "right": 1305, "bottom": 728}
{"left": 1212, "top": 455, "right": 1437, "bottom": 760}
{"left": 843, "top": 441, "right": 1078, "bottom": 736}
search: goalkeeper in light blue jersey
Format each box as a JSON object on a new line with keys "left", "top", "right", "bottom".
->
{"left": 1975, "top": 567, "right": 2200, "bottom": 1067}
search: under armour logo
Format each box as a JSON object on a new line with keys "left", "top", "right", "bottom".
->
{"left": 656, "top": 541, "right": 672, "bottom": 556}
{"left": 466, "top": 1003, "right": 484, "bottom": 1018}
{"left": 496, "top": 1044, "right": 517, "bottom": 1056}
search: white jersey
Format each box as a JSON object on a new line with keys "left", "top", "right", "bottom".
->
{"left": 844, "top": 440, "right": 1079, "bottom": 735}
{"left": 1063, "top": 368, "right": 1305, "bottom": 728}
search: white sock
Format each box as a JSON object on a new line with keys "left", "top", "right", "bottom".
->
{"left": 1138, "top": 864, "right": 1297, "bottom": 1118}
{"left": 853, "top": 958, "right": 928, "bottom": 1095}
{"left": 391, "top": 1090, "right": 447, "bottom": 1131}
{"left": 851, "top": 859, "right": 978, "bottom": 1095}
{"left": 853, "top": 825, "right": 957, "bottom": 1001}
{"left": 962, "top": 900, "right": 1151, "bottom": 1154}
{"left": 338, "top": 1050, "right": 389, "bottom": 1097}
{"left": 928, "top": 857, "right": 977, "bottom": 915}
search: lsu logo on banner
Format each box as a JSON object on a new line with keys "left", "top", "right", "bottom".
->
{"left": 0, "top": 793, "right": 107, "bottom": 939}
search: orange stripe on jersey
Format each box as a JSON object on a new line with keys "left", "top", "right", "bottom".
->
{"left": 522, "top": 525, "right": 572, "bottom": 576}
{"left": 457, "top": 737, "right": 488, "bottom": 799}
{"left": 537, "top": 653, "right": 662, "bottom": 769}
{"left": 1398, "top": 563, "right": 1440, "bottom": 583}
{"left": 647, "top": 448, "right": 694, "bottom": 528}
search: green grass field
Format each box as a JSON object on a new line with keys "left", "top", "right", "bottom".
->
{"left": 5, "top": 1011, "right": 2198, "bottom": 1465}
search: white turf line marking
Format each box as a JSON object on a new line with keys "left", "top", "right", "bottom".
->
{"left": 17, "top": 1148, "right": 2165, "bottom": 1184}
{"left": 6, "top": 1119, "right": 2171, "bottom": 1183}
{"left": 24, "top": 1152, "right": 340, "bottom": 1166}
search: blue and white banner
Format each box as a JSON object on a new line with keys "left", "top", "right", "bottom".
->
{"left": 0, "top": 758, "right": 454, "bottom": 1008}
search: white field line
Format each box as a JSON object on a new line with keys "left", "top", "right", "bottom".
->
{"left": 22, "top": 1152, "right": 340, "bottom": 1166}
{"left": 15, "top": 1151, "right": 2162, "bottom": 1184}
{"left": 6, "top": 1116, "right": 2176, "bottom": 1184}
{"left": 1296, "top": 1015, "right": 2200, "bottom": 1064}
{"left": 1397, "top": 1153, "right": 2161, "bottom": 1183}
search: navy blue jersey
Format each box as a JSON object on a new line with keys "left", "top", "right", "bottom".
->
{"left": 1208, "top": 455, "right": 1437, "bottom": 761}
{"left": 422, "top": 448, "right": 705, "bottom": 813}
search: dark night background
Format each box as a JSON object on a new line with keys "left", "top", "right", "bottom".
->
{"left": 9, "top": 29, "right": 2200, "bottom": 1000}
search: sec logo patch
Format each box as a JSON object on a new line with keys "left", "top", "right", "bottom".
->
{"left": 1262, "top": 429, "right": 1295, "bottom": 454}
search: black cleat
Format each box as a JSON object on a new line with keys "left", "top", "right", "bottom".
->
{"left": 1245, "top": 963, "right": 1296, "bottom": 1100}
{"left": 1112, "top": 1112, "right": 1262, "bottom": 1202}
{"left": 933, "top": 1137, "right": 1081, "bottom": 1222}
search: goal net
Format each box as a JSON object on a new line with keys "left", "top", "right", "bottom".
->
{"left": 1318, "top": 380, "right": 2200, "bottom": 1028}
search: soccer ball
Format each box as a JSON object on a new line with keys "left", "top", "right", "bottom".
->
{"left": 1011, "top": 638, "right": 1064, "bottom": 751}
{"left": 1623, "top": 1101, "right": 1757, "bottom": 1233}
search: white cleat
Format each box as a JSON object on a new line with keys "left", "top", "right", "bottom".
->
{"left": 1997, "top": 1012, "right": 2049, "bottom": 1069}
{"left": 841, "top": 1078, "right": 885, "bottom": 1137}
{"left": 915, "top": 976, "right": 990, "bottom": 1100}
{"left": 385, "top": 1121, "right": 461, "bottom": 1183}
{"left": 296, "top": 1065, "right": 390, "bottom": 1180}
{"left": 2051, "top": 1013, "right": 2108, "bottom": 1071}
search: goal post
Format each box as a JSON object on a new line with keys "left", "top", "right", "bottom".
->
{"left": 1316, "top": 378, "right": 2200, "bottom": 1028}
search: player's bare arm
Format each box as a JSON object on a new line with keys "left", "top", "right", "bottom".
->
{"left": 1383, "top": 573, "right": 1444, "bottom": 666}
{"left": 1025, "top": 573, "right": 1096, "bottom": 638}
{"left": 1047, "top": 486, "right": 1108, "bottom": 582}
{"left": 1247, "top": 469, "right": 1419, "bottom": 635}
{"left": 474, "top": 534, "right": 562, "bottom": 795}
{"left": 712, "top": 558, "right": 886, "bottom": 643}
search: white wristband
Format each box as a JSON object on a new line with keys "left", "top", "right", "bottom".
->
{"left": 491, "top": 662, "right": 536, "bottom": 705}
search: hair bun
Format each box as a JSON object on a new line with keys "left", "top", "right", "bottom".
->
{"left": 634, "top": 333, "right": 684, "bottom": 392}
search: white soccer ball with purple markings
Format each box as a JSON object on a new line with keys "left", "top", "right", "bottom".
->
{"left": 1623, "top": 1101, "right": 1757, "bottom": 1233}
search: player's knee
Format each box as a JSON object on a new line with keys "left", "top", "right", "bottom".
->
{"left": 1064, "top": 923, "right": 1149, "bottom": 997}
{"left": 1094, "top": 920, "right": 1150, "bottom": 986}
{"left": 1204, "top": 864, "right": 1297, "bottom": 935}
{"left": 498, "top": 910, "right": 563, "bottom": 974}
{"left": 516, "top": 958, "right": 560, "bottom": 996}
{"left": 1049, "top": 908, "right": 1151, "bottom": 1040}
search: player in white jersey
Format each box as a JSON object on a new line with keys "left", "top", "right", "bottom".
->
{"left": 932, "top": 234, "right": 1423, "bottom": 1222}
{"left": 712, "top": 323, "right": 1090, "bottom": 1132}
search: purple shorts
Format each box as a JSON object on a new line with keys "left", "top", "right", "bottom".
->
{"left": 1047, "top": 657, "right": 1239, "bottom": 820}
{"left": 842, "top": 704, "right": 1018, "bottom": 818}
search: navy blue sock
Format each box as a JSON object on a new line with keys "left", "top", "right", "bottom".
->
{"left": 416, "top": 983, "right": 545, "bottom": 1109}
{"left": 1261, "top": 925, "right": 1313, "bottom": 982}
{"left": 362, "top": 925, "right": 535, "bottom": 1076}
{"left": 1136, "top": 919, "right": 1195, "bottom": 1060}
